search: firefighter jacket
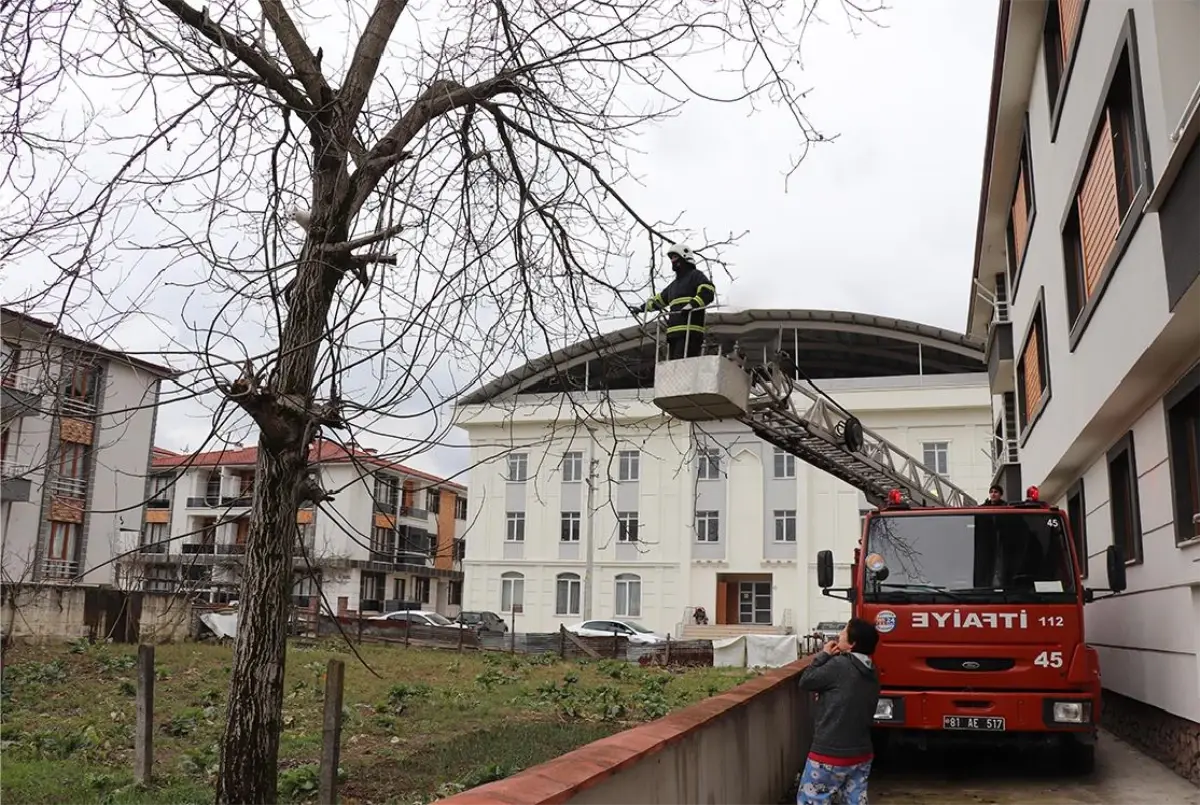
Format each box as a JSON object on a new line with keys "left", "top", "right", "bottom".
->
{"left": 643, "top": 265, "right": 716, "bottom": 337}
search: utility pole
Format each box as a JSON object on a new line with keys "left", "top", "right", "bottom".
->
{"left": 582, "top": 426, "right": 597, "bottom": 619}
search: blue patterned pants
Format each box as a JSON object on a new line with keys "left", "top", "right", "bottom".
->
{"left": 796, "top": 757, "right": 872, "bottom": 805}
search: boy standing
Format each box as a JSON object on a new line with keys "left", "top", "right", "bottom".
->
{"left": 797, "top": 618, "right": 881, "bottom": 804}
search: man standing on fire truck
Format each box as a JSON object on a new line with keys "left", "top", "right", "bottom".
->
{"left": 628, "top": 242, "right": 717, "bottom": 360}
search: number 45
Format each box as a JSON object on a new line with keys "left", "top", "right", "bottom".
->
{"left": 1034, "top": 651, "right": 1064, "bottom": 668}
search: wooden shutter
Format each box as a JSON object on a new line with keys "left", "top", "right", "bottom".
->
{"left": 1078, "top": 116, "right": 1121, "bottom": 297}
{"left": 1010, "top": 167, "right": 1030, "bottom": 263}
{"left": 1022, "top": 325, "right": 1044, "bottom": 418}
{"left": 1059, "top": 0, "right": 1084, "bottom": 57}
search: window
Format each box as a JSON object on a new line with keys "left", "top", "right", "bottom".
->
{"left": 1043, "top": 0, "right": 1087, "bottom": 127}
{"left": 500, "top": 571, "right": 524, "bottom": 613}
{"left": 426, "top": 490, "right": 440, "bottom": 514}
{"left": 455, "top": 495, "right": 468, "bottom": 520}
{"left": 374, "top": 474, "right": 399, "bottom": 509}
{"left": 1005, "top": 123, "right": 1036, "bottom": 294}
{"left": 54, "top": 443, "right": 89, "bottom": 498}
{"left": 560, "top": 511, "right": 581, "bottom": 542}
{"left": 773, "top": 509, "right": 797, "bottom": 542}
{"left": 148, "top": 473, "right": 174, "bottom": 504}
{"left": 45, "top": 522, "right": 79, "bottom": 563}
{"left": 773, "top": 447, "right": 795, "bottom": 479}
{"left": 371, "top": 525, "right": 395, "bottom": 555}
{"left": 505, "top": 512, "right": 525, "bottom": 542}
{"left": 555, "top": 573, "right": 582, "bottom": 615}
{"left": 1061, "top": 17, "right": 1151, "bottom": 342}
{"left": 1065, "top": 480, "right": 1088, "bottom": 579}
{"left": 561, "top": 451, "right": 583, "bottom": 482}
{"left": 695, "top": 510, "right": 720, "bottom": 542}
{"left": 393, "top": 577, "right": 406, "bottom": 601}
{"left": 62, "top": 361, "right": 100, "bottom": 412}
{"left": 415, "top": 577, "right": 431, "bottom": 604}
{"left": 141, "top": 521, "right": 169, "bottom": 552}
{"left": 359, "top": 571, "right": 385, "bottom": 609}
{"left": 0, "top": 341, "right": 18, "bottom": 379}
{"left": 1017, "top": 293, "right": 1050, "bottom": 435}
{"left": 448, "top": 580, "right": 463, "bottom": 607}
{"left": 1107, "top": 432, "right": 1142, "bottom": 565}
{"left": 1165, "top": 371, "right": 1200, "bottom": 545}
{"left": 922, "top": 442, "right": 949, "bottom": 476}
{"left": 618, "top": 450, "right": 639, "bottom": 482}
{"left": 507, "top": 452, "right": 528, "bottom": 482}
{"left": 696, "top": 448, "right": 721, "bottom": 480}
{"left": 617, "top": 512, "right": 639, "bottom": 542}
{"left": 615, "top": 573, "right": 642, "bottom": 617}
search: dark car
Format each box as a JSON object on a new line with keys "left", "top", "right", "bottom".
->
{"left": 455, "top": 610, "right": 508, "bottom": 634}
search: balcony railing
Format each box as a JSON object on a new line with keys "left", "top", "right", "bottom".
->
{"left": 49, "top": 477, "right": 87, "bottom": 498}
{"left": 182, "top": 542, "right": 246, "bottom": 555}
{"left": 186, "top": 494, "right": 252, "bottom": 509}
{"left": 372, "top": 498, "right": 430, "bottom": 521}
{"left": 60, "top": 396, "right": 98, "bottom": 417}
{"left": 2, "top": 373, "right": 41, "bottom": 393}
{"left": 140, "top": 540, "right": 169, "bottom": 554}
{"left": 1, "top": 462, "right": 31, "bottom": 479}
{"left": 146, "top": 496, "right": 172, "bottom": 509}
{"left": 41, "top": 558, "right": 80, "bottom": 580}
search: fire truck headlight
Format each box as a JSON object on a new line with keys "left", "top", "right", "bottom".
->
{"left": 874, "top": 698, "right": 895, "bottom": 720}
{"left": 1051, "top": 702, "right": 1090, "bottom": 723}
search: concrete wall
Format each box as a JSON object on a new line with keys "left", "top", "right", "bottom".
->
{"left": 439, "top": 657, "right": 814, "bottom": 805}
{"left": 0, "top": 584, "right": 191, "bottom": 644}
{"left": 456, "top": 374, "right": 992, "bottom": 636}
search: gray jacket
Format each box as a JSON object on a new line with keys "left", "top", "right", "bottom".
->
{"left": 799, "top": 651, "right": 881, "bottom": 758}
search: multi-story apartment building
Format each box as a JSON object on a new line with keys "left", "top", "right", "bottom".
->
{"left": 1, "top": 308, "right": 174, "bottom": 586}
{"left": 968, "top": 0, "right": 1199, "bottom": 781}
{"left": 124, "top": 439, "right": 469, "bottom": 616}
{"left": 454, "top": 309, "right": 994, "bottom": 637}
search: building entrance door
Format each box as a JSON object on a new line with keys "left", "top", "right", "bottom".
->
{"left": 738, "top": 581, "right": 772, "bottom": 624}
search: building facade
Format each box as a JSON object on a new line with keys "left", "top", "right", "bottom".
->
{"left": 1, "top": 308, "right": 174, "bottom": 586}
{"left": 126, "top": 440, "right": 468, "bottom": 616}
{"left": 454, "top": 310, "right": 994, "bottom": 637}
{"left": 968, "top": 0, "right": 1199, "bottom": 781}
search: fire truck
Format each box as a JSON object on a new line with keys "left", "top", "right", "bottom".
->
{"left": 650, "top": 346, "right": 1127, "bottom": 773}
{"left": 815, "top": 486, "right": 1126, "bottom": 772}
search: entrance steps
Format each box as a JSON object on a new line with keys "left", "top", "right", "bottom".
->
{"left": 681, "top": 624, "right": 791, "bottom": 641}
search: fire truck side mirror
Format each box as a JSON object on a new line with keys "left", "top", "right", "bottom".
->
{"left": 817, "top": 550, "right": 834, "bottom": 589}
{"left": 1105, "top": 545, "right": 1127, "bottom": 593}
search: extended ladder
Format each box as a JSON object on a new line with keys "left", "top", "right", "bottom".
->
{"left": 651, "top": 351, "right": 976, "bottom": 508}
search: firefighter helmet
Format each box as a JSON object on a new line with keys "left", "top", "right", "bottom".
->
{"left": 666, "top": 242, "right": 695, "bottom": 263}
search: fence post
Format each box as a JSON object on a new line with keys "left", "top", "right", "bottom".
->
{"left": 665, "top": 634, "right": 672, "bottom": 666}
{"left": 404, "top": 618, "right": 410, "bottom": 648}
{"left": 559, "top": 625, "right": 566, "bottom": 659}
{"left": 356, "top": 611, "right": 363, "bottom": 644}
{"left": 134, "top": 644, "right": 154, "bottom": 783}
{"left": 612, "top": 629, "right": 619, "bottom": 659}
{"left": 458, "top": 621, "right": 464, "bottom": 652}
{"left": 320, "top": 659, "right": 346, "bottom": 805}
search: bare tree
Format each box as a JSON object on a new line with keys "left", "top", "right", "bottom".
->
{"left": 2, "top": 0, "right": 884, "bottom": 800}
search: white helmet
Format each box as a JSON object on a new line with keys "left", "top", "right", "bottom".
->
{"left": 666, "top": 242, "right": 695, "bottom": 263}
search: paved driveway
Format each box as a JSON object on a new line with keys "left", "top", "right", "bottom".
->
{"left": 871, "top": 731, "right": 1199, "bottom": 804}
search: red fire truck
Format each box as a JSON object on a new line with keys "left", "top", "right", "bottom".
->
{"left": 816, "top": 486, "right": 1127, "bottom": 773}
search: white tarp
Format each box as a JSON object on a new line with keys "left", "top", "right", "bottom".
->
{"left": 712, "top": 635, "right": 747, "bottom": 667}
{"left": 745, "top": 634, "right": 799, "bottom": 668}
{"left": 200, "top": 611, "right": 239, "bottom": 640}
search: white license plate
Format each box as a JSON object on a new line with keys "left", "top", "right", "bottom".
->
{"left": 943, "top": 715, "right": 1006, "bottom": 731}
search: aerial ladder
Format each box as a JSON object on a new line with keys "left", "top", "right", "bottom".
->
{"left": 650, "top": 349, "right": 977, "bottom": 508}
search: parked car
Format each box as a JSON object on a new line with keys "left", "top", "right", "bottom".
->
{"left": 454, "top": 611, "right": 508, "bottom": 634}
{"left": 368, "top": 610, "right": 466, "bottom": 629}
{"left": 812, "top": 621, "right": 846, "bottom": 642}
{"left": 564, "top": 619, "right": 666, "bottom": 645}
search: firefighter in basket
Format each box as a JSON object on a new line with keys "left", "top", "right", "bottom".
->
{"left": 628, "top": 243, "right": 717, "bottom": 360}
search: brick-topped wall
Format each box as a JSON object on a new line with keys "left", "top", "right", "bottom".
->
{"left": 439, "top": 657, "right": 815, "bottom": 805}
{"left": 1103, "top": 689, "right": 1200, "bottom": 785}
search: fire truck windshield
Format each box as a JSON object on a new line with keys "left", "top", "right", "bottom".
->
{"left": 863, "top": 512, "right": 1077, "bottom": 603}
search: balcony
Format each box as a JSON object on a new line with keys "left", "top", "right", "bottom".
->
{"left": 399, "top": 504, "right": 429, "bottom": 521}
{"left": 146, "top": 495, "right": 172, "bottom": 509}
{"left": 985, "top": 318, "right": 1014, "bottom": 394}
{"left": 1, "top": 462, "right": 32, "bottom": 503}
{"left": 1, "top": 373, "right": 42, "bottom": 420}
{"left": 182, "top": 542, "right": 245, "bottom": 555}
{"left": 186, "top": 494, "right": 252, "bottom": 510}
{"left": 372, "top": 498, "right": 429, "bottom": 521}
{"left": 59, "top": 396, "right": 98, "bottom": 417}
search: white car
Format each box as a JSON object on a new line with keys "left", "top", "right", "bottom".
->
{"left": 565, "top": 619, "right": 666, "bottom": 644}
{"left": 368, "top": 610, "right": 466, "bottom": 628}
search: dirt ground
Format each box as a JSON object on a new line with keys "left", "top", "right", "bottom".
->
{"left": 871, "top": 730, "right": 1200, "bottom": 804}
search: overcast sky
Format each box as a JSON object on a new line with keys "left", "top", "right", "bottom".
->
{"left": 7, "top": 0, "right": 998, "bottom": 483}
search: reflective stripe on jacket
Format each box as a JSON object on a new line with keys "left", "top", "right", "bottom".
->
{"left": 643, "top": 266, "right": 716, "bottom": 335}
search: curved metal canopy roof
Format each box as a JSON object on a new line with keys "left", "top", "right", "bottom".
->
{"left": 458, "top": 308, "right": 985, "bottom": 406}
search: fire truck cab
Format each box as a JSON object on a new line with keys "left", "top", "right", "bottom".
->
{"left": 816, "top": 487, "right": 1128, "bottom": 773}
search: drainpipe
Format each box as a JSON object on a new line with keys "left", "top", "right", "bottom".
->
{"left": 582, "top": 426, "right": 597, "bottom": 620}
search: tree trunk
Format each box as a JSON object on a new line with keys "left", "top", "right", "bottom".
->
{"left": 215, "top": 443, "right": 305, "bottom": 804}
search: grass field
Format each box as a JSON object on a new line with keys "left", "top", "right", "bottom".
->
{"left": 0, "top": 639, "right": 755, "bottom": 804}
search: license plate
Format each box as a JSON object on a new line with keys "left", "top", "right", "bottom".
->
{"left": 943, "top": 715, "right": 1005, "bottom": 731}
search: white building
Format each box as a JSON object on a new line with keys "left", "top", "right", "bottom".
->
{"left": 454, "top": 310, "right": 994, "bottom": 637}
{"left": 1, "top": 307, "right": 174, "bottom": 586}
{"left": 126, "top": 439, "right": 468, "bottom": 616}
{"left": 967, "top": 0, "right": 1199, "bottom": 781}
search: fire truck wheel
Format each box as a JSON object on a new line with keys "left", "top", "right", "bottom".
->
{"left": 1061, "top": 738, "right": 1096, "bottom": 775}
